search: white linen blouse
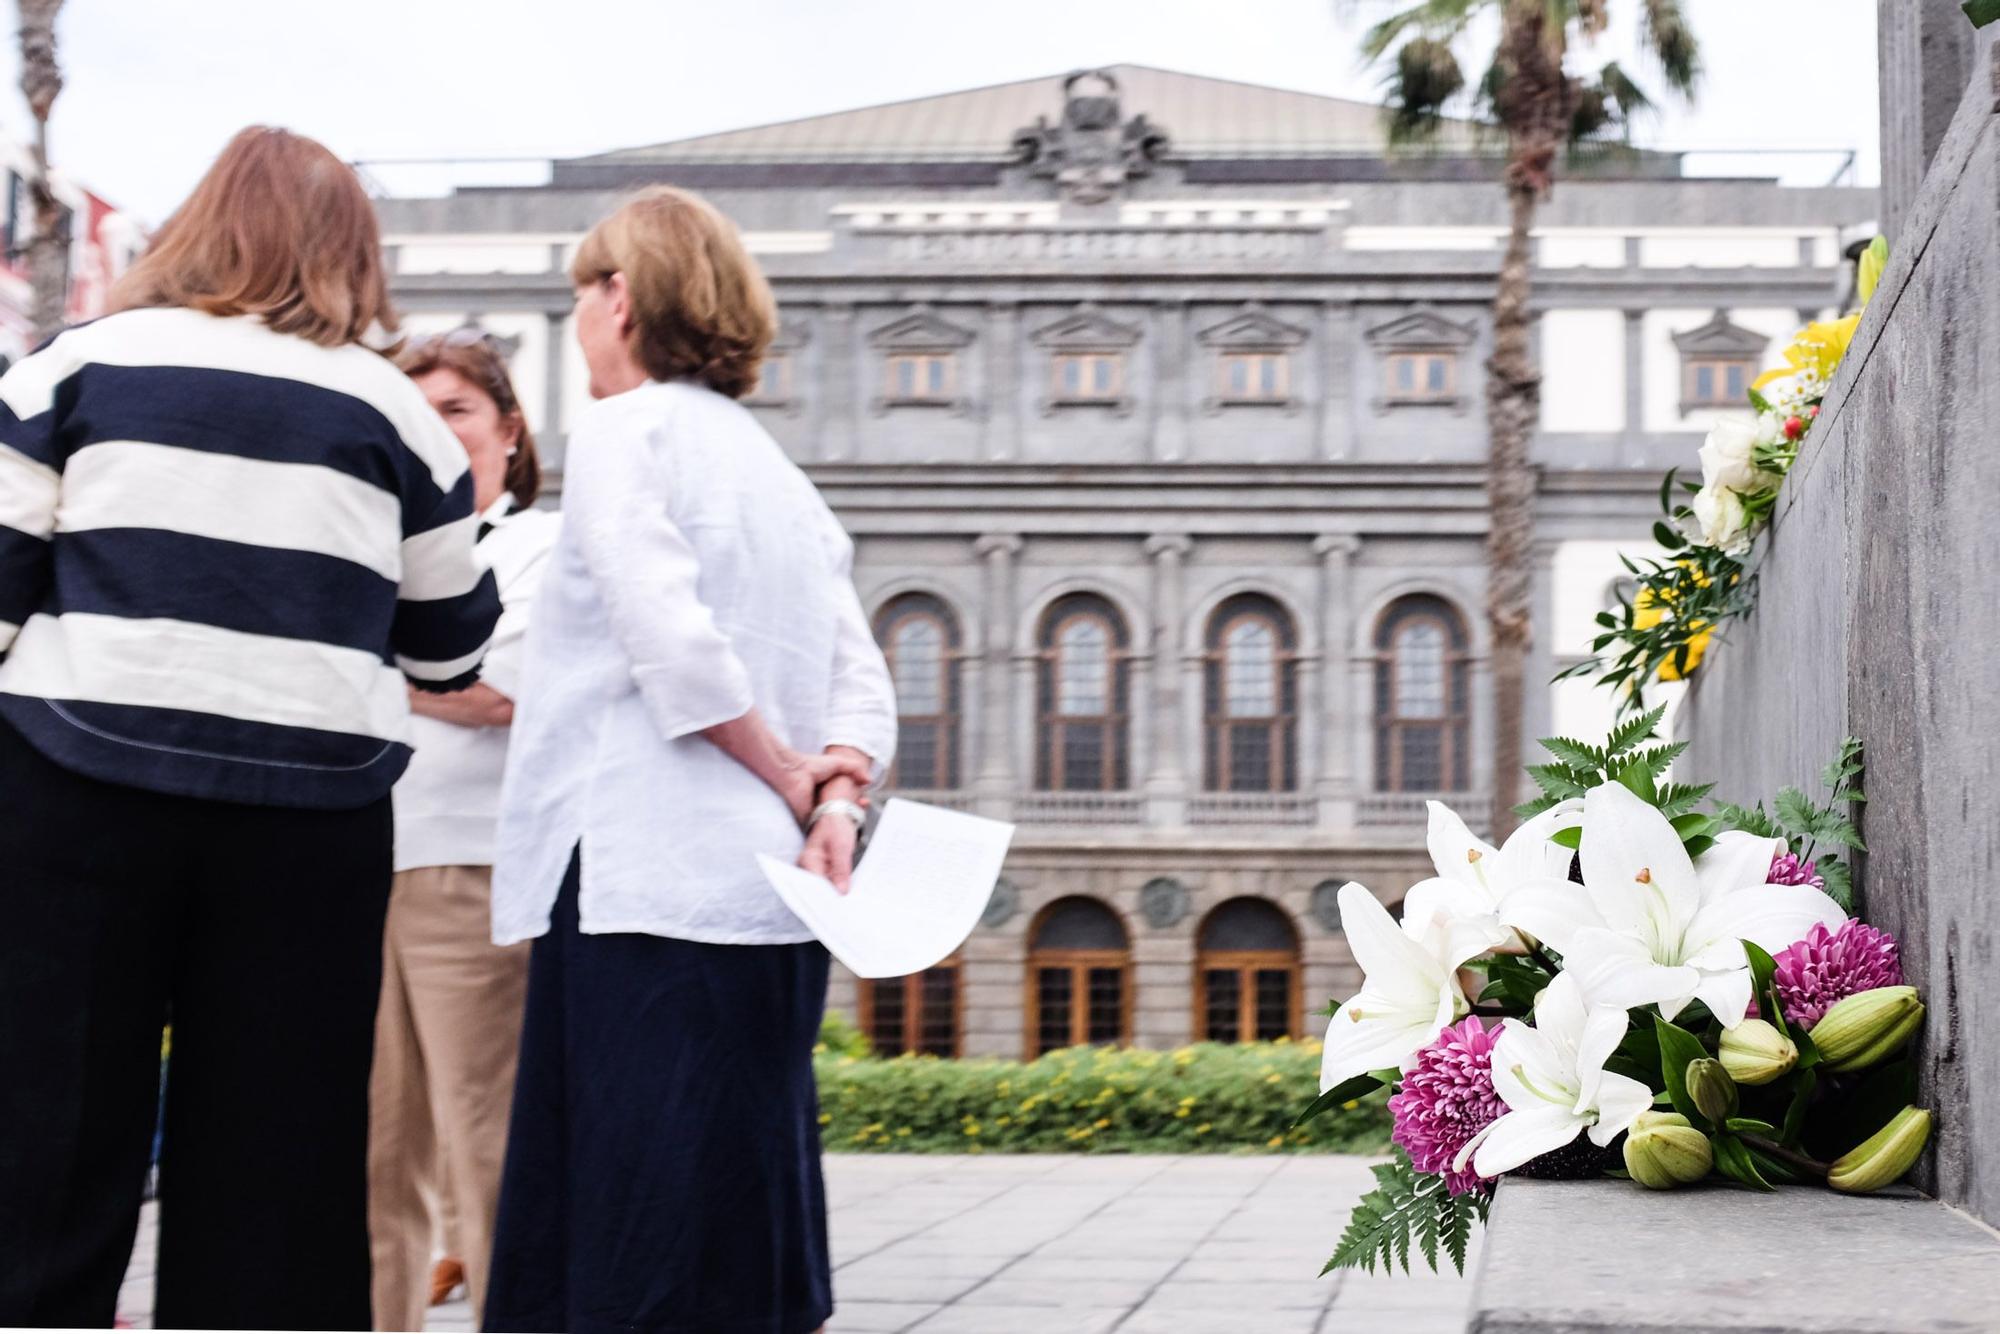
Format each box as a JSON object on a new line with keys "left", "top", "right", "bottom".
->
{"left": 491, "top": 380, "right": 897, "bottom": 946}
{"left": 392, "top": 495, "right": 561, "bottom": 873}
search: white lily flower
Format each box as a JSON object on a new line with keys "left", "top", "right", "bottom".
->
{"left": 1318, "top": 882, "right": 1498, "bottom": 1093}
{"left": 1424, "top": 798, "right": 1581, "bottom": 937}
{"left": 1501, "top": 783, "right": 1845, "bottom": 1027}
{"left": 1455, "top": 972, "right": 1654, "bottom": 1178}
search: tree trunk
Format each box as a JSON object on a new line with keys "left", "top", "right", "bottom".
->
{"left": 17, "top": 0, "right": 67, "bottom": 345}
{"left": 1483, "top": 0, "right": 1572, "bottom": 838}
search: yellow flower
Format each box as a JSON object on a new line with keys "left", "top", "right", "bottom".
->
{"left": 1267, "top": 1136, "right": 1285, "bottom": 1148}
{"left": 818, "top": 1113, "right": 833, "bottom": 1126}
{"left": 1753, "top": 315, "right": 1860, "bottom": 392}
{"left": 1094, "top": 1117, "right": 1111, "bottom": 1129}
{"left": 1195, "top": 1123, "right": 1212, "bottom": 1134}
{"left": 964, "top": 1124, "right": 981, "bottom": 1136}
{"left": 1632, "top": 584, "right": 1711, "bottom": 681}
{"left": 1175, "top": 1108, "right": 1191, "bottom": 1119}
{"left": 1342, "top": 1100, "right": 1359, "bottom": 1111}
{"left": 1263, "top": 1073, "right": 1283, "bottom": 1085}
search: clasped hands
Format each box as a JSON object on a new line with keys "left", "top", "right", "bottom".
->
{"left": 776, "top": 746, "right": 872, "bottom": 895}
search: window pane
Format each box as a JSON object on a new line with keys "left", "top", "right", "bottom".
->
{"left": 1696, "top": 364, "right": 1715, "bottom": 401}
{"left": 1228, "top": 726, "right": 1274, "bottom": 792}
{"left": 1093, "top": 356, "right": 1115, "bottom": 393}
{"left": 1060, "top": 356, "right": 1081, "bottom": 394}
{"left": 1228, "top": 356, "right": 1248, "bottom": 395}
{"left": 1726, "top": 363, "right": 1745, "bottom": 399}
{"left": 1086, "top": 967, "right": 1123, "bottom": 1043}
{"left": 891, "top": 619, "right": 945, "bottom": 712}
{"left": 1426, "top": 356, "right": 1448, "bottom": 392}
{"left": 1061, "top": 723, "right": 1106, "bottom": 791}
{"left": 1254, "top": 969, "right": 1292, "bottom": 1041}
{"left": 1037, "top": 968, "right": 1074, "bottom": 1055}
{"left": 1204, "top": 968, "right": 1242, "bottom": 1042}
{"left": 895, "top": 358, "right": 915, "bottom": 397}
{"left": 1056, "top": 619, "right": 1109, "bottom": 713}
{"left": 1200, "top": 898, "right": 1297, "bottom": 952}
{"left": 868, "top": 978, "right": 907, "bottom": 1055}
{"left": 1223, "top": 620, "right": 1277, "bottom": 716}
{"left": 1260, "top": 356, "right": 1280, "bottom": 396}
{"left": 1392, "top": 621, "right": 1447, "bottom": 717}
{"left": 1396, "top": 355, "right": 1415, "bottom": 390}
{"left": 918, "top": 968, "right": 956, "bottom": 1056}
{"left": 898, "top": 722, "right": 940, "bottom": 789}
{"left": 1398, "top": 725, "right": 1445, "bottom": 791}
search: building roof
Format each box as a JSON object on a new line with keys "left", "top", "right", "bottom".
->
{"left": 570, "top": 63, "right": 1490, "bottom": 166}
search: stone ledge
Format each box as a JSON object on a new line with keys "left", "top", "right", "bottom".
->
{"left": 1466, "top": 1179, "right": 2000, "bottom": 1333}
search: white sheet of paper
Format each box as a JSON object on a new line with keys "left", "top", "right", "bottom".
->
{"left": 757, "top": 798, "right": 1016, "bottom": 979}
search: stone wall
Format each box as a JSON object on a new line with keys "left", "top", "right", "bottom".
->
{"left": 1681, "top": 27, "right": 2000, "bottom": 1230}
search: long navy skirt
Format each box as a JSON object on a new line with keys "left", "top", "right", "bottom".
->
{"left": 484, "top": 849, "right": 833, "bottom": 1334}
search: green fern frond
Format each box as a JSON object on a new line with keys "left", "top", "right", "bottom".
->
{"left": 1324, "top": 1153, "right": 1485, "bottom": 1277}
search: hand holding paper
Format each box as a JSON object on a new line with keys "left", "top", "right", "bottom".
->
{"left": 758, "top": 798, "right": 1016, "bottom": 978}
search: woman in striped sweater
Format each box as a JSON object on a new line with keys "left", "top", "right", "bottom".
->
{"left": 0, "top": 128, "right": 501, "bottom": 1330}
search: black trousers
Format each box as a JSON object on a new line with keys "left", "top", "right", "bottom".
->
{"left": 485, "top": 850, "right": 833, "bottom": 1334}
{"left": 0, "top": 719, "right": 392, "bottom": 1330}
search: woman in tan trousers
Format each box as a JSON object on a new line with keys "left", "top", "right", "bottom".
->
{"left": 368, "top": 330, "right": 560, "bottom": 1331}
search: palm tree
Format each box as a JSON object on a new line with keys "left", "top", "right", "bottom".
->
{"left": 1354, "top": 0, "right": 1698, "bottom": 836}
{"left": 17, "top": 0, "right": 67, "bottom": 344}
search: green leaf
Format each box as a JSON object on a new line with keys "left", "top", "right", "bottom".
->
{"left": 1616, "top": 757, "right": 1659, "bottom": 805}
{"left": 1715, "top": 802, "right": 1782, "bottom": 840}
{"left": 1324, "top": 1152, "right": 1481, "bottom": 1276}
{"left": 1743, "top": 940, "right": 1777, "bottom": 1009}
{"left": 1724, "top": 1117, "right": 1777, "bottom": 1135}
{"left": 1817, "top": 857, "right": 1854, "bottom": 912}
{"left": 1538, "top": 736, "right": 1604, "bottom": 771}
{"left": 1711, "top": 1134, "right": 1777, "bottom": 1191}
{"left": 1294, "top": 1073, "right": 1383, "bottom": 1128}
{"left": 1654, "top": 1015, "right": 1712, "bottom": 1129}
{"left": 1780, "top": 1067, "right": 1818, "bottom": 1146}
{"left": 1550, "top": 825, "right": 1582, "bottom": 850}
{"left": 1746, "top": 1144, "right": 1804, "bottom": 1185}
{"left": 1656, "top": 782, "right": 1717, "bottom": 819}
{"left": 1746, "top": 386, "right": 1774, "bottom": 414}
{"left": 1774, "top": 787, "right": 1817, "bottom": 837}
{"left": 1968, "top": 0, "right": 2000, "bottom": 27}
{"left": 1607, "top": 705, "right": 1668, "bottom": 757}
{"left": 1527, "top": 764, "right": 1592, "bottom": 801}
{"left": 1653, "top": 520, "right": 1687, "bottom": 550}
{"left": 1671, "top": 813, "right": 1720, "bottom": 841}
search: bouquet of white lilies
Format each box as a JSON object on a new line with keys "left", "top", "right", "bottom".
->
{"left": 1303, "top": 710, "right": 1933, "bottom": 1276}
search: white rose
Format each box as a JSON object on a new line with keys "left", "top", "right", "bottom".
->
{"left": 1698, "top": 417, "right": 1764, "bottom": 494}
{"left": 1692, "top": 484, "right": 1752, "bottom": 551}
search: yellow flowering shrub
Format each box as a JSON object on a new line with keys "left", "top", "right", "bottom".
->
{"left": 815, "top": 1037, "right": 1391, "bottom": 1155}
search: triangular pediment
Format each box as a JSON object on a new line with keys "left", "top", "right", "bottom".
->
{"left": 1364, "top": 307, "right": 1477, "bottom": 350}
{"left": 1197, "top": 304, "right": 1307, "bottom": 348}
{"left": 868, "top": 306, "right": 977, "bottom": 350}
{"left": 1030, "top": 306, "right": 1143, "bottom": 349}
{"left": 1672, "top": 311, "right": 1768, "bottom": 358}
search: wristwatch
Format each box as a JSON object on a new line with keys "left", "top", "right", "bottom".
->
{"left": 807, "top": 797, "right": 868, "bottom": 833}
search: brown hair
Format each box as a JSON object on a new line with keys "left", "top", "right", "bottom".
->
{"left": 568, "top": 185, "right": 776, "bottom": 399}
{"left": 111, "top": 126, "right": 395, "bottom": 348}
{"left": 396, "top": 332, "right": 542, "bottom": 508}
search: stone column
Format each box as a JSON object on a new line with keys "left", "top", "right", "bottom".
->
{"left": 1621, "top": 309, "right": 1644, "bottom": 457}
{"left": 1312, "top": 535, "right": 1362, "bottom": 826}
{"left": 1525, "top": 539, "right": 1561, "bottom": 747}
{"left": 1143, "top": 534, "right": 1193, "bottom": 823}
{"left": 820, "top": 303, "right": 859, "bottom": 462}
{"left": 543, "top": 309, "right": 568, "bottom": 482}
{"left": 1319, "top": 300, "right": 1355, "bottom": 461}
{"left": 982, "top": 302, "right": 1021, "bottom": 462}
{"left": 973, "top": 535, "right": 1023, "bottom": 818}
{"left": 1151, "top": 301, "right": 1190, "bottom": 462}
{"left": 1878, "top": 0, "right": 1976, "bottom": 244}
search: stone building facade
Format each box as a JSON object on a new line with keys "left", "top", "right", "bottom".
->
{"left": 374, "top": 65, "right": 1873, "bottom": 1060}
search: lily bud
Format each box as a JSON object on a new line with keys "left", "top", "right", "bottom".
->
{"left": 1810, "top": 986, "right": 1925, "bottom": 1073}
{"left": 1719, "top": 1019, "right": 1799, "bottom": 1086}
{"left": 1623, "top": 1111, "right": 1713, "bottom": 1190}
{"left": 1685, "top": 1058, "right": 1739, "bottom": 1124}
{"left": 1828, "top": 1106, "right": 1932, "bottom": 1193}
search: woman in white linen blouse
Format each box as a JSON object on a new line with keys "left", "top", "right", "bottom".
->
{"left": 484, "top": 185, "right": 896, "bottom": 1334}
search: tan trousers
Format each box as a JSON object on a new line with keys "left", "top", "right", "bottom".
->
{"left": 367, "top": 865, "right": 530, "bottom": 1332}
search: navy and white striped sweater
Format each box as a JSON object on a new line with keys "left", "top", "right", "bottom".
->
{"left": 0, "top": 307, "right": 502, "bottom": 809}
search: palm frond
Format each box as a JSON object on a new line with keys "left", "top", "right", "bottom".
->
{"left": 1358, "top": 0, "right": 1489, "bottom": 60}
{"left": 1640, "top": 0, "right": 1702, "bottom": 95}
{"left": 1384, "top": 35, "right": 1468, "bottom": 141}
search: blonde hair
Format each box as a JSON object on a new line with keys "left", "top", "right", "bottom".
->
{"left": 111, "top": 126, "right": 395, "bottom": 348}
{"left": 569, "top": 186, "right": 776, "bottom": 399}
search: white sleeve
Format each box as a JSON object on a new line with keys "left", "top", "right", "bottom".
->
{"left": 477, "top": 518, "right": 559, "bottom": 701}
{"left": 565, "top": 404, "right": 755, "bottom": 740}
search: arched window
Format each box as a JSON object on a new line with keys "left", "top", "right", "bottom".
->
{"left": 1034, "top": 594, "right": 1131, "bottom": 792}
{"left": 857, "top": 957, "right": 961, "bottom": 1057}
{"left": 875, "top": 593, "right": 963, "bottom": 790}
{"left": 1203, "top": 594, "right": 1299, "bottom": 792}
{"left": 1373, "top": 595, "right": 1471, "bottom": 792}
{"left": 1196, "top": 898, "right": 1301, "bottom": 1042}
{"left": 1026, "top": 896, "right": 1130, "bottom": 1055}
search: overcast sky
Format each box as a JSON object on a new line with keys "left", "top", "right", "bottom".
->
{"left": 0, "top": 0, "right": 1878, "bottom": 224}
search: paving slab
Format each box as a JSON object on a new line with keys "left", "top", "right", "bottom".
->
{"left": 116, "top": 1154, "right": 1475, "bottom": 1333}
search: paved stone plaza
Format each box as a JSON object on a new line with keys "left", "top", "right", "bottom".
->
{"left": 120, "top": 1154, "right": 1473, "bottom": 1332}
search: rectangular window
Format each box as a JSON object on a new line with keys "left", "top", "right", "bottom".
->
{"left": 1051, "top": 350, "right": 1123, "bottom": 401}
{"left": 1203, "top": 969, "right": 1241, "bottom": 1042}
{"left": 886, "top": 352, "right": 955, "bottom": 402}
{"left": 1253, "top": 969, "right": 1292, "bottom": 1042}
{"left": 1036, "top": 968, "right": 1074, "bottom": 1056}
{"left": 1218, "top": 351, "right": 1289, "bottom": 402}
{"left": 1385, "top": 351, "right": 1457, "bottom": 402}
{"left": 1086, "top": 968, "right": 1123, "bottom": 1043}
{"left": 1684, "top": 356, "right": 1756, "bottom": 408}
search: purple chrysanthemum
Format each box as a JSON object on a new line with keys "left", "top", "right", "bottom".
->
{"left": 1768, "top": 850, "right": 1825, "bottom": 890}
{"left": 1388, "top": 1016, "right": 1504, "bottom": 1196}
{"left": 1771, "top": 919, "right": 1904, "bottom": 1029}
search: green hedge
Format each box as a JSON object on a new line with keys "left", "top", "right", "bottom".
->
{"left": 813, "top": 1017, "right": 1390, "bottom": 1154}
